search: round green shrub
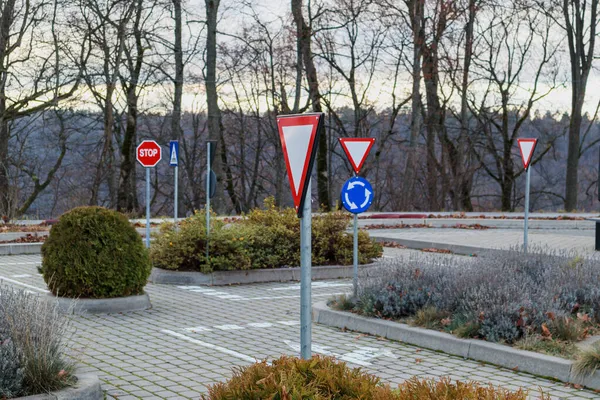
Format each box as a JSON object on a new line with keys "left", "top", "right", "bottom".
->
{"left": 41, "top": 206, "right": 151, "bottom": 298}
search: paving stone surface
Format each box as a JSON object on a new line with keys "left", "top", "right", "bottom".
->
{"left": 0, "top": 253, "right": 598, "bottom": 399}
{"left": 370, "top": 227, "right": 599, "bottom": 255}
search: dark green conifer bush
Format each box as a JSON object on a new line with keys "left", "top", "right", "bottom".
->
{"left": 41, "top": 206, "right": 151, "bottom": 298}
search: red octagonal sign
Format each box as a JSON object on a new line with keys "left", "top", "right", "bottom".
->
{"left": 136, "top": 140, "right": 162, "bottom": 167}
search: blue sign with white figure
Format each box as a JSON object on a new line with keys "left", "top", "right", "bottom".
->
{"left": 341, "top": 176, "right": 373, "bottom": 214}
{"left": 169, "top": 140, "right": 179, "bottom": 166}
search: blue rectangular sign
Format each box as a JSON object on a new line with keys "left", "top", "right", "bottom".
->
{"left": 169, "top": 140, "right": 179, "bottom": 166}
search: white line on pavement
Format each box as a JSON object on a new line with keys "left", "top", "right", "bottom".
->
{"left": 0, "top": 275, "right": 49, "bottom": 293}
{"left": 11, "top": 274, "right": 31, "bottom": 278}
{"left": 184, "top": 326, "right": 213, "bottom": 333}
{"left": 162, "top": 329, "right": 256, "bottom": 363}
{"left": 214, "top": 324, "right": 245, "bottom": 330}
{"left": 230, "top": 292, "right": 346, "bottom": 301}
{"left": 0, "top": 262, "right": 41, "bottom": 266}
{"left": 247, "top": 322, "right": 273, "bottom": 328}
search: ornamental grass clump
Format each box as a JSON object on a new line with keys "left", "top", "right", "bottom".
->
{"left": 151, "top": 197, "right": 383, "bottom": 273}
{"left": 348, "top": 250, "right": 600, "bottom": 346}
{"left": 203, "top": 355, "right": 541, "bottom": 399}
{"left": 0, "top": 285, "right": 75, "bottom": 398}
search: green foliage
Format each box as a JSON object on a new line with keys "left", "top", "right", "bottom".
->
{"left": 151, "top": 198, "right": 383, "bottom": 273}
{"left": 41, "top": 206, "right": 151, "bottom": 298}
{"left": 202, "top": 356, "right": 538, "bottom": 400}
{"left": 548, "top": 317, "right": 587, "bottom": 342}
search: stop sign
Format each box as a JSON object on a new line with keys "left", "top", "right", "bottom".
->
{"left": 136, "top": 140, "right": 162, "bottom": 167}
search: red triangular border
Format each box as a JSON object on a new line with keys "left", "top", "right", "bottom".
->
{"left": 277, "top": 113, "right": 323, "bottom": 217}
{"left": 517, "top": 138, "right": 538, "bottom": 170}
{"left": 339, "top": 138, "right": 376, "bottom": 174}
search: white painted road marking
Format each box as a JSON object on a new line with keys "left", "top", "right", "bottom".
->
{"left": 183, "top": 320, "right": 300, "bottom": 334}
{"left": 269, "top": 282, "right": 352, "bottom": 291}
{"left": 231, "top": 292, "right": 346, "bottom": 301}
{"left": 247, "top": 322, "right": 273, "bottom": 328}
{"left": 184, "top": 326, "right": 213, "bottom": 333}
{"left": 214, "top": 324, "right": 244, "bottom": 331}
{"left": 277, "top": 321, "right": 300, "bottom": 326}
{"left": 11, "top": 274, "right": 31, "bottom": 278}
{"left": 0, "top": 275, "right": 49, "bottom": 293}
{"left": 162, "top": 330, "right": 256, "bottom": 363}
{"left": 283, "top": 341, "right": 396, "bottom": 367}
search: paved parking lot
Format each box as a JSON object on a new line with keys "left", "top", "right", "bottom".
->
{"left": 1, "top": 253, "right": 599, "bottom": 399}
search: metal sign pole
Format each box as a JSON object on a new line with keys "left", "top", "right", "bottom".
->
{"left": 524, "top": 166, "right": 531, "bottom": 253}
{"left": 145, "top": 167, "right": 150, "bottom": 249}
{"left": 206, "top": 142, "right": 211, "bottom": 262}
{"left": 352, "top": 172, "right": 358, "bottom": 298}
{"left": 353, "top": 213, "right": 358, "bottom": 298}
{"left": 174, "top": 165, "right": 178, "bottom": 231}
{"left": 300, "top": 178, "right": 312, "bottom": 360}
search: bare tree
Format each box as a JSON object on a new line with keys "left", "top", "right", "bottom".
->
{"left": 0, "top": 0, "right": 86, "bottom": 217}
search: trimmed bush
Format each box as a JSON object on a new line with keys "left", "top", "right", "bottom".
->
{"left": 202, "top": 355, "right": 537, "bottom": 400}
{"left": 0, "top": 285, "right": 74, "bottom": 397}
{"left": 151, "top": 198, "right": 383, "bottom": 273}
{"left": 41, "top": 206, "right": 151, "bottom": 298}
{"left": 342, "top": 250, "right": 600, "bottom": 345}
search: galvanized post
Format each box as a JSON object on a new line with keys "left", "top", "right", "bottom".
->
{"left": 174, "top": 165, "right": 178, "bottom": 231}
{"left": 524, "top": 166, "right": 531, "bottom": 253}
{"left": 300, "top": 179, "right": 312, "bottom": 360}
{"left": 353, "top": 213, "right": 358, "bottom": 298}
{"left": 145, "top": 167, "right": 150, "bottom": 249}
{"left": 206, "top": 142, "right": 211, "bottom": 261}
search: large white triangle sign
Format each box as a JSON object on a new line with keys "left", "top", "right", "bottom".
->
{"left": 517, "top": 138, "right": 537, "bottom": 170}
{"left": 339, "top": 138, "right": 375, "bottom": 174}
{"left": 277, "top": 113, "right": 323, "bottom": 217}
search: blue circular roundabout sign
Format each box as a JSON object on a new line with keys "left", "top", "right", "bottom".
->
{"left": 340, "top": 176, "right": 374, "bottom": 214}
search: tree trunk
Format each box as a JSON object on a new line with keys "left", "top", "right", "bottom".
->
{"left": 291, "top": 0, "right": 329, "bottom": 211}
{"left": 0, "top": 0, "right": 17, "bottom": 216}
{"left": 172, "top": 0, "right": 183, "bottom": 141}
{"left": 205, "top": 0, "right": 226, "bottom": 212}
{"left": 400, "top": 0, "right": 424, "bottom": 211}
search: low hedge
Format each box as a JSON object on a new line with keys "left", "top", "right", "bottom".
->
{"left": 202, "top": 355, "right": 534, "bottom": 399}
{"left": 340, "top": 250, "right": 600, "bottom": 345}
{"left": 41, "top": 206, "right": 151, "bottom": 299}
{"left": 150, "top": 199, "right": 383, "bottom": 273}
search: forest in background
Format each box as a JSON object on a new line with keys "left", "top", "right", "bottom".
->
{"left": 1, "top": 0, "right": 600, "bottom": 218}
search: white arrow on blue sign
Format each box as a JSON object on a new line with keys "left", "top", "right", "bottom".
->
{"left": 169, "top": 140, "right": 179, "bottom": 166}
{"left": 341, "top": 176, "right": 373, "bottom": 214}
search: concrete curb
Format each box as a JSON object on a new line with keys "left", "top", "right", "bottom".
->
{"left": 370, "top": 236, "right": 506, "bottom": 256}
{"left": 47, "top": 292, "right": 151, "bottom": 315}
{"left": 15, "top": 373, "right": 103, "bottom": 399}
{"left": 0, "top": 243, "right": 43, "bottom": 255}
{"left": 313, "top": 302, "right": 600, "bottom": 390}
{"left": 150, "top": 263, "right": 384, "bottom": 286}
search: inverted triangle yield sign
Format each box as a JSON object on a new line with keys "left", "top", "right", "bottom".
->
{"left": 339, "top": 138, "right": 375, "bottom": 174}
{"left": 517, "top": 138, "right": 537, "bottom": 170}
{"left": 277, "top": 113, "right": 323, "bottom": 217}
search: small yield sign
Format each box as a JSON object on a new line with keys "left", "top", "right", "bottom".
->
{"left": 137, "top": 140, "right": 162, "bottom": 248}
{"left": 517, "top": 138, "right": 537, "bottom": 254}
